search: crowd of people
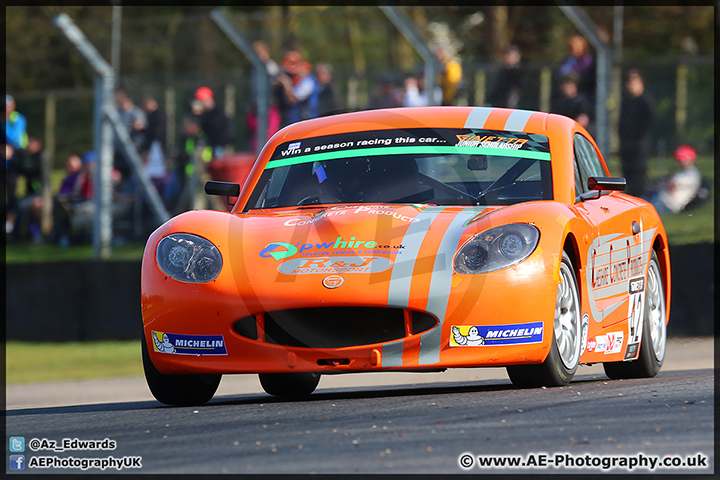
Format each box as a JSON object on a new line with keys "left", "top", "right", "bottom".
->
{"left": 4, "top": 35, "right": 709, "bottom": 247}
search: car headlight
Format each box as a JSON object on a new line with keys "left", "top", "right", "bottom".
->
{"left": 454, "top": 223, "right": 539, "bottom": 274}
{"left": 156, "top": 233, "right": 223, "bottom": 283}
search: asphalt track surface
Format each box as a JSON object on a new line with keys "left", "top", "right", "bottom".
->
{"left": 5, "top": 339, "right": 715, "bottom": 475}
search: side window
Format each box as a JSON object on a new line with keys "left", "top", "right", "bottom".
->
{"left": 574, "top": 155, "right": 585, "bottom": 198}
{"left": 573, "top": 134, "right": 605, "bottom": 192}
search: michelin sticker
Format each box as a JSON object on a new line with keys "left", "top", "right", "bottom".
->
{"left": 450, "top": 322, "right": 543, "bottom": 347}
{"left": 152, "top": 331, "right": 227, "bottom": 355}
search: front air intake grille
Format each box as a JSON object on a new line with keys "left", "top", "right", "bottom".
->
{"left": 265, "top": 307, "right": 403, "bottom": 348}
{"left": 236, "top": 307, "right": 437, "bottom": 349}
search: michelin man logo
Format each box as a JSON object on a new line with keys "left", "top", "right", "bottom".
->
{"left": 153, "top": 331, "right": 176, "bottom": 353}
{"left": 452, "top": 326, "right": 485, "bottom": 346}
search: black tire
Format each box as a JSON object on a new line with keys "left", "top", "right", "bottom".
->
{"left": 259, "top": 372, "right": 320, "bottom": 397}
{"left": 604, "top": 250, "right": 666, "bottom": 379}
{"left": 507, "top": 251, "right": 581, "bottom": 388}
{"left": 142, "top": 338, "right": 221, "bottom": 406}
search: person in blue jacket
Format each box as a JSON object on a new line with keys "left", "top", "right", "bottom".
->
{"left": 4, "top": 95, "right": 28, "bottom": 151}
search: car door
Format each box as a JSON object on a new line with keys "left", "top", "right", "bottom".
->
{"left": 570, "top": 134, "right": 647, "bottom": 355}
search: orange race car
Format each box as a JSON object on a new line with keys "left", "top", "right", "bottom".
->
{"left": 141, "top": 106, "right": 670, "bottom": 406}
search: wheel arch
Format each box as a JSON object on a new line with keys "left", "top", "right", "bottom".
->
{"left": 561, "top": 232, "right": 582, "bottom": 305}
{"left": 651, "top": 234, "right": 672, "bottom": 323}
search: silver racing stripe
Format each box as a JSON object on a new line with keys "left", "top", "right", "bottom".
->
{"left": 418, "top": 208, "right": 484, "bottom": 365}
{"left": 502, "top": 109, "right": 535, "bottom": 132}
{"left": 463, "top": 107, "right": 494, "bottom": 129}
{"left": 386, "top": 207, "right": 445, "bottom": 309}
{"left": 381, "top": 339, "right": 404, "bottom": 368}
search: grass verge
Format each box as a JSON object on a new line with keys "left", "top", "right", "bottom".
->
{"left": 6, "top": 341, "right": 143, "bottom": 384}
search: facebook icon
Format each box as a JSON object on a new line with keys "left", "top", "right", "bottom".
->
{"left": 9, "top": 455, "right": 25, "bottom": 470}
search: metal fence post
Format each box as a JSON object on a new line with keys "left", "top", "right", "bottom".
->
{"left": 380, "top": 6, "right": 440, "bottom": 106}
{"left": 53, "top": 13, "right": 115, "bottom": 259}
{"left": 539, "top": 67, "right": 552, "bottom": 113}
{"left": 474, "top": 70, "right": 486, "bottom": 106}
{"left": 53, "top": 13, "right": 170, "bottom": 255}
{"left": 41, "top": 94, "right": 56, "bottom": 239}
{"left": 210, "top": 8, "right": 268, "bottom": 154}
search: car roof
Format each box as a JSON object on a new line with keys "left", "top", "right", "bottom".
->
{"left": 272, "top": 107, "right": 576, "bottom": 141}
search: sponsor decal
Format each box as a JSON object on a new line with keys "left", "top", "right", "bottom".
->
{"left": 625, "top": 276, "right": 645, "bottom": 361}
{"left": 283, "top": 205, "right": 421, "bottom": 227}
{"left": 580, "top": 313, "right": 589, "bottom": 354}
{"left": 455, "top": 134, "right": 528, "bottom": 149}
{"left": 151, "top": 331, "right": 227, "bottom": 355}
{"left": 595, "top": 334, "right": 607, "bottom": 353}
{"left": 604, "top": 331, "right": 624, "bottom": 355}
{"left": 585, "top": 228, "right": 657, "bottom": 324}
{"left": 624, "top": 342, "right": 639, "bottom": 361}
{"left": 266, "top": 128, "right": 550, "bottom": 170}
{"left": 278, "top": 256, "right": 393, "bottom": 275}
{"left": 629, "top": 277, "right": 645, "bottom": 294}
{"left": 322, "top": 275, "right": 344, "bottom": 289}
{"left": 260, "top": 236, "right": 404, "bottom": 260}
{"left": 586, "top": 337, "right": 597, "bottom": 353}
{"left": 450, "top": 322, "right": 543, "bottom": 347}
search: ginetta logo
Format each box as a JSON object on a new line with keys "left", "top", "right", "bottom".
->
{"left": 322, "top": 275, "right": 344, "bottom": 289}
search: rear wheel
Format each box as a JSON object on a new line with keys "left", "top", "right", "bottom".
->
{"left": 142, "top": 338, "right": 221, "bottom": 406}
{"left": 507, "top": 251, "right": 581, "bottom": 387}
{"left": 604, "top": 250, "right": 666, "bottom": 379}
{"left": 259, "top": 373, "right": 320, "bottom": 397}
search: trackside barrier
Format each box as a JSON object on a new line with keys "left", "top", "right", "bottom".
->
{"left": 5, "top": 243, "right": 713, "bottom": 341}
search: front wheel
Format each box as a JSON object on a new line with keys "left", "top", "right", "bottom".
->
{"left": 259, "top": 373, "right": 320, "bottom": 397}
{"left": 507, "top": 251, "right": 581, "bottom": 387}
{"left": 142, "top": 337, "right": 221, "bottom": 406}
{"left": 604, "top": 250, "right": 666, "bottom": 379}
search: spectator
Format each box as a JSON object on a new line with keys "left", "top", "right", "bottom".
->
{"left": 646, "top": 145, "right": 706, "bottom": 214}
{"left": 21, "top": 136, "right": 43, "bottom": 197}
{"left": 316, "top": 63, "right": 338, "bottom": 116}
{"left": 556, "top": 35, "right": 596, "bottom": 101}
{"left": 51, "top": 154, "right": 87, "bottom": 245}
{"left": 141, "top": 96, "right": 167, "bottom": 155}
{"left": 369, "top": 74, "right": 402, "bottom": 110}
{"left": 52, "top": 151, "right": 126, "bottom": 245}
{"left": 403, "top": 71, "right": 442, "bottom": 107}
{"left": 275, "top": 51, "right": 320, "bottom": 126}
{"left": 619, "top": 69, "right": 654, "bottom": 197}
{"left": 114, "top": 90, "right": 147, "bottom": 180}
{"left": 252, "top": 40, "right": 280, "bottom": 80}
{"left": 554, "top": 74, "right": 593, "bottom": 130}
{"left": 194, "top": 86, "right": 232, "bottom": 158}
{"left": 5, "top": 142, "right": 20, "bottom": 237}
{"left": 4, "top": 94, "right": 28, "bottom": 234}
{"left": 487, "top": 45, "right": 524, "bottom": 108}
{"left": 4, "top": 94, "right": 28, "bottom": 151}
{"left": 164, "top": 116, "right": 210, "bottom": 211}
{"left": 140, "top": 96, "right": 169, "bottom": 194}
{"left": 436, "top": 45, "right": 463, "bottom": 106}
{"left": 9, "top": 137, "right": 44, "bottom": 243}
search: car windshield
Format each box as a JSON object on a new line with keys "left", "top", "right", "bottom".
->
{"left": 245, "top": 127, "right": 552, "bottom": 210}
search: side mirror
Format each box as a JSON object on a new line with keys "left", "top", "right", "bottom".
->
{"left": 588, "top": 176, "right": 626, "bottom": 192}
{"left": 205, "top": 181, "right": 240, "bottom": 206}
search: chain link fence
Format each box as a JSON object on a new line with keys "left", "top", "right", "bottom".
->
{"left": 14, "top": 58, "right": 713, "bottom": 169}
{"left": 7, "top": 6, "right": 714, "bottom": 245}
